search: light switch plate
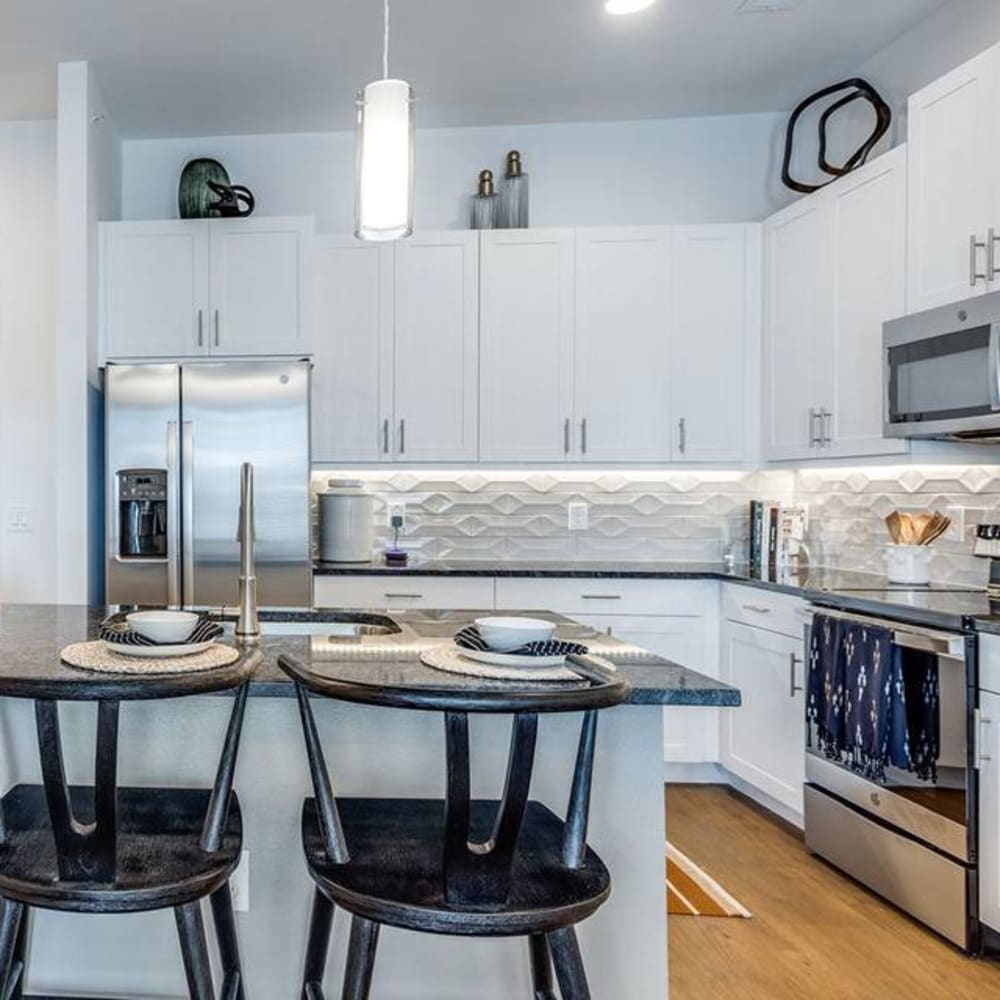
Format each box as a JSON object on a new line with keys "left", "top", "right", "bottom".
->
{"left": 568, "top": 502, "right": 589, "bottom": 531}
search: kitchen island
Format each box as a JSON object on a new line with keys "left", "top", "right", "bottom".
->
{"left": 0, "top": 605, "right": 738, "bottom": 999}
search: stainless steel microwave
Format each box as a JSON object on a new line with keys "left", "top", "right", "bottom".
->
{"left": 884, "top": 291, "right": 1000, "bottom": 440}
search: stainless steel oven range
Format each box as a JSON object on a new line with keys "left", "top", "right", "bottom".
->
{"left": 803, "top": 607, "right": 978, "bottom": 951}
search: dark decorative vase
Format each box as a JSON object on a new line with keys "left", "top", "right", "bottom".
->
{"left": 178, "top": 159, "right": 256, "bottom": 219}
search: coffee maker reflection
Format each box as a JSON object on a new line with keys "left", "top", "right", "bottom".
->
{"left": 117, "top": 469, "right": 168, "bottom": 558}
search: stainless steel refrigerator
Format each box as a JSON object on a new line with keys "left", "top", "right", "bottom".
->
{"left": 105, "top": 360, "right": 312, "bottom": 609}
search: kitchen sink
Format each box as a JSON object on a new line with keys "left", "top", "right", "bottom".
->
{"left": 215, "top": 611, "right": 408, "bottom": 641}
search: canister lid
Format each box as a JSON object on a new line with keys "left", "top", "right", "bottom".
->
{"left": 322, "top": 479, "right": 369, "bottom": 496}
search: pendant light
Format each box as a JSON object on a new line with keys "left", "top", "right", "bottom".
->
{"left": 355, "top": 0, "right": 415, "bottom": 241}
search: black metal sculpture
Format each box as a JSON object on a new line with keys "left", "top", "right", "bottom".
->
{"left": 781, "top": 78, "right": 892, "bottom": 194}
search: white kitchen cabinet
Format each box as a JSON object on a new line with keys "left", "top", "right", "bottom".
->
{"left": 980, "top": 689, "right": 1000, "bottom": 937}
{"left": 101, "top": 221, "right": 210, "bottom": 359}
{"left": 393, "top": 232, "right": 480, "bottom": 462}
{"left": 763, "top": 147, "right": 907, "bottom": 461}
{"left": 101, "top": 216, "right": 314, "bottom": 361}
{"left": 720, "top": 619, "right": 805, "bottom": 816}
{"left": 907, "top": 45, "right": 999, "bottom": 313}
{"left": 312, "top": 238, "right": 394, "bottom": 463}
{"left": 669, "top": 225, "right": 758, "bottom": 463}
{"left": 208, "top": 217, "right": 314, "bottom": 356}
{"left": 574, "top": 228, "right": 672, "bottom": 462}
{"left": 314, "top": 574, "right": 494, "bottom": 612}
{"left": 479, "top": 230, "right": 575, "bottom": 462}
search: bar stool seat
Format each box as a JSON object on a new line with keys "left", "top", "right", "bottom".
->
{"left": 0, "top": 785, "right": 242, "bottom": 914}
{"left": 302, "top": 796, "right": 610, "bottom": 936}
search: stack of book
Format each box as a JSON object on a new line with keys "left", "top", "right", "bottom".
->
{"left": 748, "top": 500, "right": 808, "bottom": 581}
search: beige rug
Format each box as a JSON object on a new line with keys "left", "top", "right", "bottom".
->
{"left": 666, "top": 841, "right": 752, "bottom": 918}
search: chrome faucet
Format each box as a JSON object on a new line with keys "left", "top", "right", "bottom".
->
{"left": 235, "top": 462, "right": 260, "bottom": 646}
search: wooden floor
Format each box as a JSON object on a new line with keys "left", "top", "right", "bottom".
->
{"left": 666, "top": 785, "right": 1000, "bottom": 1000}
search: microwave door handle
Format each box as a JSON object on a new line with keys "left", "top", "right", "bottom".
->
{"left": 990, "top": 321, "right": 1000, "bottom": 411}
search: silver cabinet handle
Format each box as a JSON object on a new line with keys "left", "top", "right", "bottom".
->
{"left": 821, "top": 408, "right": 833, "bottom": 446}
{"left": 580, "top": 418, "right": 588, "bottom": 455}
{"left": 976, "top": 708, "right": 993, "bottom": 767}
{"left": 789, "top": 652, "right": 804, "bottom": 697}
{"left": 971, "top": 233, "right": 988, "bottom": 286}
{"left": 197, "top": 309, "right": 204, "bottom": 348}
{"left": 990, "top": 227, "right": 1000, "bottom": 281}
{"left": 382, "top": 418, "right": 390, "bottom": 454}
{"left": 166, "top": 421, "right": 181, "bottom": 608}
{"left": 181, "top": 420, "right": 195, "bottom": 608}
{"left": 808, "top": 408, "right": 820, "bottom": 447}
{"left": 564, "top": 418, "right": 571, "bottom": 455}
{"left": 385, "top": 593, "right": 423, "bottom": 600}
{"left": 742, "top": 603, "right": 771, "bottom": 614}
{"left": 214, "top": 309, "right": 221, "bottom": 347}
{"left": 398, "top": 418, "right": 405, "bottom": 455}
{"left": 678, "top": 417, "right": 687, "bottom": 455}
{"left": 581, "top": 594, "right": 622, "bottom": 600}
{"left": 991, "top": 322, "right": 1000, "bottom": 412}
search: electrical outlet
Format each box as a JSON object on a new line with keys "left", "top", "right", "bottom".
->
{"left": 6, "top": 504, "right": 31, "bottom": 533}
{"left": 387, "top": 502, "right": 407, "bottom": 530}
{"left": 567, "top": 502, "right": 589, "bottom": 531}
{"left": 230, "top": 851, "right": 250, "bottom": 912}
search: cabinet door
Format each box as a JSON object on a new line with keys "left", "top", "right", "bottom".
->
{"left": 907, "top": 46, "right": 998, "bottom": 312}
{"left": 669, "top": 225, "right": 754, "bottom": 463}
{"left": 208, "top": 217, "right": 314, "bottom": 356}
{"left": 826, "top": 147, "right": 908, "bottom": 459}
{"left": 980, "top": 691, "right": 1000, "bottom": 935}
{"left": 102, "top": 221, "right": 209, "bottom": 359}
{"left": 393, "top": 232, "right": 479, "bottom": 461}
{"left": 479, "top": 230, "right": 575, "bottom": 462}
{"left": 312, "top": 238, "right": 394, "bottom": 463}
{"left": 762, "top": 198, "right": 831, "bottom": 461}
{"left": 574, "top": 228, "right": 671, "bottom": 462}
{"left": 720, "top": 621, "right": 805, "bottom": 814}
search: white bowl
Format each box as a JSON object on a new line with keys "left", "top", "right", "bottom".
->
{"left": 474, "top": 616, "right": 557, "bottom": 652}
{"left": 126, "top": 610, "right": 200, "bottom": 645}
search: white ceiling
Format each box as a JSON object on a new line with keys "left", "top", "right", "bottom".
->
{"left": 0, "top": 0, "right": 949, "bottom": 138}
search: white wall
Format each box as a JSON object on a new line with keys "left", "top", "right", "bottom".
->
{"left": 122, "top": 112, "right": 788, "bottom": 230}
{"left": 0, "top": 120, "right": 57, "bottom": 603}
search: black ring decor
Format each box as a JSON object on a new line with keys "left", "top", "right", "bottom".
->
{"left": 781, "top": 77, "right": 892, "bottom": 194}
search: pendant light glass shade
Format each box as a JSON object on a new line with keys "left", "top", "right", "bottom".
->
{"left": 355, "top": 78, "right": 415, "bottom": 241}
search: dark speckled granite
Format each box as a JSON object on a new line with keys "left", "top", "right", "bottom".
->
{"left": 0, "top": 605, "right": 739, "bottom": 708}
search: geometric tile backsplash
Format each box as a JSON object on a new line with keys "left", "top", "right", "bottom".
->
{"left": 311, "top": 465, "right": 1000, "bottom": 586}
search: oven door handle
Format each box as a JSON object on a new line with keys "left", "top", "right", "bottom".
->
{"left": 891, "top": 629, "right": 965, "bottom": 658}
{"left": 990, "top": 320, "right": 1000, "bottom": 412}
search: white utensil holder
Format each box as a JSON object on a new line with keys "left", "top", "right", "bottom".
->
{"left": 885, "top": 544, "right": 934, "bottom": 585}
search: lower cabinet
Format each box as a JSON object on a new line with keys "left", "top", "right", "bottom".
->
{"left": 979, "top": 688, "right": 1000, "bottom": 936}
{"left": 314, "top": 575, "right": 495, "bottom": 613}
{"left": 720, "top": 619, "right": 806, "bottom": 815}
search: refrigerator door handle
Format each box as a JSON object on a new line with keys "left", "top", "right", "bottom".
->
{"left": 181, "top": 421, "right": 195, "bottom": 608}
{"left": 166, "top": 421, "right": 181, "bottom": 609}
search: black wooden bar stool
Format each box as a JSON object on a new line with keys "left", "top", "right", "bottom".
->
{"left": 0, "top": 650, "right": 258, "bottom": 1000}
{"left": 279, "top": 652, "right": 630, "bottom": 1000}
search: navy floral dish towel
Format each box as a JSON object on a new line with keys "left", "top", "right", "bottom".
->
{"left": 807, "top": 613, "right": 939, "bottom": 783}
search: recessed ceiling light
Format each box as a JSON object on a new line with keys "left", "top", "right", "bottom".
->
{"left": 605, "top": 0, "right": 657, "bottom": 15}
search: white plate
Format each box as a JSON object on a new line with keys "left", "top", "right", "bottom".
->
{"left": 461, "top": 647, "right": 566, "bottom": 669}
{"left": 103, "top": 640, "right": 216, "bottom": 659}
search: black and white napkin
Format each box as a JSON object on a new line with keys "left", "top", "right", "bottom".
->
{"left": 454, "top": 624, "right": 588, "bottom": 658}
{"left": 99, "top": 614, "right": 224, "bottom": 648}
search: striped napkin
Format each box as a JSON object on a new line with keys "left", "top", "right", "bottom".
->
{"left": 99, "top": 615, "right": 224, "bottom": 648}
{"left": 454, "top": 624, "right": 588, "bottom": 658}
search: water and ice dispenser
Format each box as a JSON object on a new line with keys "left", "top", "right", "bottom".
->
{"left": 117, "top": 469, "right": 168, "bottom": 559}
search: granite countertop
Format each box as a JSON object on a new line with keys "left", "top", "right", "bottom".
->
{"left": 315, "top": 558, "right": 995, "bottom": 632}
{"left": 0, "top": 605, "right": 739, "bottom": 708}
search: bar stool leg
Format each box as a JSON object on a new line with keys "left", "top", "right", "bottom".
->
{"left": 210, "top": 883, "right": 245, "bottom": 1000}
{"left": 545, "top": 927, "right": 591, "bottom": 1000}
{"left": 6, "top": 905, "right": 30, "bottom": 1000}
{"left": 175, "top": 901, "right": 217, "bottom": 1000}
{"left": 0, "top": 900, "right": 24, "bottom": 1000}
{"left": 341, "top": 916, "right": 380, "bottom": 1000}
{"left": 302, "top": 886, "right": 336, "bottom": 999}
{"left": 529, "top": 934, "right": 557, "bottom": 999}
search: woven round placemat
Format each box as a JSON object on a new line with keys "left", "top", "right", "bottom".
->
{"left": 61, "top": 641, "right": 240, "bottom": 676}
{"left": 420, "top": 644, "right": 579, "bottom": 683}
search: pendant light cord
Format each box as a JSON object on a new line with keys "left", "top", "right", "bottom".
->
{"left": 383, "top": 0, "right": 390, "bottom": 79}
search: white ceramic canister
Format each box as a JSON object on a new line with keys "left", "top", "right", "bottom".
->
{"left": 885, "top": 544, "right": 934, "bottom": 585}
{"left": 318, "top": 480, "right": 375, "bottom": 563}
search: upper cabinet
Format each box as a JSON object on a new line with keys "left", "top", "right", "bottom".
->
{"left": 312, "top": 231, "right": 479, "bottom": 464}
{"left": 907, "top": 46, "right": 999, "bottom": 313}
{"left": 101, "top": 216, "right": 314, "bottom": 360}
{"left": 763, "top": 146, "right": 908, "bottom": 462}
